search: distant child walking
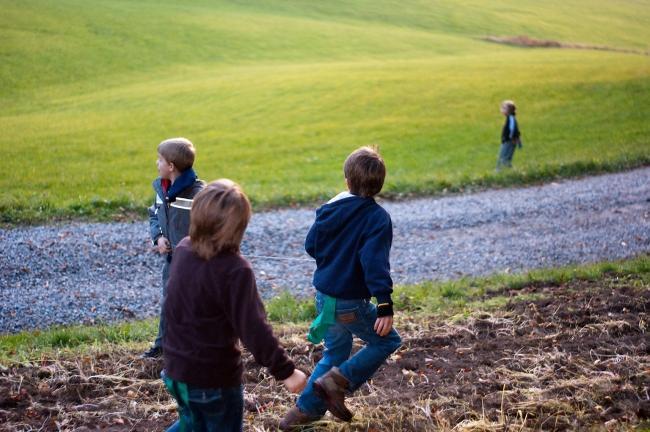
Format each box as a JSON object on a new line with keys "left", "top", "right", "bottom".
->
{"left": 280, "top": 146, "right": 402, "bottom": 430}
{"left": 496, "top": 100, "right": 522, "bottom": 171}
{"left": 162, "top": 179, "right": 307, "bottom": 432}
{"left": 144, "top": 137, "right": 205, "bottom": 358}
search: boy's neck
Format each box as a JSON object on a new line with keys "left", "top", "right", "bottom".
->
{"left": 169, "top": 171, "right": 181, "bottom": 184}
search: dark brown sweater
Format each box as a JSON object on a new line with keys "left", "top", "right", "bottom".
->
{"left": 163, "top": 237, "right": 295, "bottom": 388}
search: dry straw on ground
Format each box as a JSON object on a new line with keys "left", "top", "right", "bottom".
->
{"left": 1, "top": 275, "right": 648, "bottom": 431}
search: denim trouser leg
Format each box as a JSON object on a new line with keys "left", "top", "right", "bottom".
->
{"left": 497, "top": 141, "right": 515, "bottom": 170}
{"left": 338, "top": 312, "right": 402, "bottom": 392}
{"left": 164, "top": 371, "right": 244, "bottom": 432}
{"left": 297, "top": 316, "right": 354, "bottom": 415}
{"left": 505, "top": 140, "right": 516, "bottom": 164}
{"left": 154, "top": 259, "right": 170, "bottom": 348}
{"left": 297, "top": 294, "right": 402, "bottom": 416}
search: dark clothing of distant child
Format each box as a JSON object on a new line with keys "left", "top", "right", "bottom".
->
{"left": 497, "top": 114, "right": 521, "bottom": 170}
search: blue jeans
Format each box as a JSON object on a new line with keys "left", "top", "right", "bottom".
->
{"left": 497, "top": 141, "right": 516, "bottom": 170}
{"left": 297, "top": 292, "right": 402, "bottom": 416}
{"left": 163, "top": 371, "right": 244, "bottom": 432}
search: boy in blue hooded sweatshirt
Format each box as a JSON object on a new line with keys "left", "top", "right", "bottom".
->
{"left": 280, "top": 146, "right": 402, "bottom": 430}
{"left": 142, "top": 137, "right": 205, "bottom": 358}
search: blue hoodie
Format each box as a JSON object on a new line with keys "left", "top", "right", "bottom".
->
{"left": 305, "top": 193, "right": 393, "bottom": 305}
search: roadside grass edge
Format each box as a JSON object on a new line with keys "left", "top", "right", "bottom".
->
{"left": 1, "top": 254, "right": 647, "bottom": 365}
{"left": 3, "top": 155, "right": 649, "bottom": 226}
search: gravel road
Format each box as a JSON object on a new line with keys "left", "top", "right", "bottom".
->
{"left": 1, "top": 168, "right": 648, "bottom": 333}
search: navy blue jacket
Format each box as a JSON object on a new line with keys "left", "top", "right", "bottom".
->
{"left": 501, "top": 114, "right": 520, "bottom": 143}
{"left": 305, "top": 194, "right": 393, "bottom": 305}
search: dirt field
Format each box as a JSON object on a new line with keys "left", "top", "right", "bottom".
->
{"left": 1, "top": 274, "right": 648, "bottom": 431}
{"left": 481, "top": 35, "right": 649, "bottom": 56}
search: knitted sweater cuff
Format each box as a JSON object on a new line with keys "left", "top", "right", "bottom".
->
{"left": 375, "top": 295, "right": 394, "bottom": 317}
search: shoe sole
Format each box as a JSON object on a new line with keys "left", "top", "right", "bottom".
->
{"left": 313, "top": 381, "right": 353, "bottom": 422}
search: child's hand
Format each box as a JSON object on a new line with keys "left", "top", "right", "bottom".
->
{"left": 374, "top": 316, "right": 393, "bottom": 337}
{"left": 283, "top": 369, "right": 307, "bottom": 394}
{"left": 156, "top": 236, "right": 171, "bottom": 254}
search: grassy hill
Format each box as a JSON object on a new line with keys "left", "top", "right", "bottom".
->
{"left": 1, "top": 0, "right": 649, "bottom": 223}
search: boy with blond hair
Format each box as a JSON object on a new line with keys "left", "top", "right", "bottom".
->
{"left": 143, "top": 137, "right": 205, "bottom": 358}
{"left": 280, "top": 146, "right": 402, "bottom": 430}
{"left": 496, "top": 100, "right": 522, "bottom": 171}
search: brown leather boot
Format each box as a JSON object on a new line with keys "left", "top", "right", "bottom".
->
{"left": 313, "top": 367, "right": 353, "bottom": 422}
{"left": 279, "top": 406, "right": 321, "bottom": 431}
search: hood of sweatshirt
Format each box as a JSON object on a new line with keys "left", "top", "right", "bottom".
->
{"left": 313, "top": 194, "right": 376, "bottom": 235}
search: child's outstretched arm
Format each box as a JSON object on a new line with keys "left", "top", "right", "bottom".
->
{"left": 224, "top": 265, "right": 306, "bottom": 389}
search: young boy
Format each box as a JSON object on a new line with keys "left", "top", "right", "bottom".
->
{"left": 143, "top": 137, "right": 205, "bottom": 358}
{"left": 496, "top": 100, "right": 522, "bottom": 171}
{"left": 280, "top": 146, "right": 402, "bottom": 430}
{"left": 163, "top": 179, "right": 307, "bottom": 432}
{"left": 162, "top": 179, "right": 307, "bottom": 431}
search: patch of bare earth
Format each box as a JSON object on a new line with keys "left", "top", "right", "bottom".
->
{"left": 482, "top": 35, "right": 649, "bottom": 56}
{"left": 1, "top": 275, "right": 648, "bottom": 431}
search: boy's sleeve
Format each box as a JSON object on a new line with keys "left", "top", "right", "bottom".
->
{"left": 148, "top": 194, "right": 163, "bottom": 245}
{"left": 359, "top": 214, "right": 394, "bottom": 316}
{"left": 223, "top": 266, "right": 295, "bottom": 381}
{"left": 508, "top": 115, "right": 516, "bottom": 139}
{"left": 304, "top": 221, "right": 317, "bottom": 258}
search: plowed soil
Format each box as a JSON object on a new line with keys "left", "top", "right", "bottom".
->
{"left": 1, "top": 275, "right": 648, "bottom": 431}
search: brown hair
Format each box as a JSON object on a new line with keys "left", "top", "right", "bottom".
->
{"left": 189, "top": 179, "right": 251, "bottom": 260}
{"left": 158, "top": 137, "right": 196, "bottom": 172}
{"left": 501, "top": 100, "right": 516, "bottom": 115}
{"left": 343, "top": 146, "right": 386, "bottom": 197}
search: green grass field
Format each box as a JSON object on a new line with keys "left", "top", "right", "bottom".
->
{"left": 1, "top": 0, "right": 649, "bottom": 223}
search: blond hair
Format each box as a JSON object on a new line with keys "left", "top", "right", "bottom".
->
{"left": 158, "top": 137, "right": 196, "bottom": 172}
{"left": 343, "top": 146, "right": 386, "bottom": 197}
{"left": 189, "top": 179, "right": 251, "bottom": 260}
{"left": 501, "top": 100, "right": 516, "bottom": 115}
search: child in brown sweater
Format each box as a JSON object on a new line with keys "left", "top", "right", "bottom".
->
{"left": 162, "top": 179, "right": 306, "bottom": 432}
